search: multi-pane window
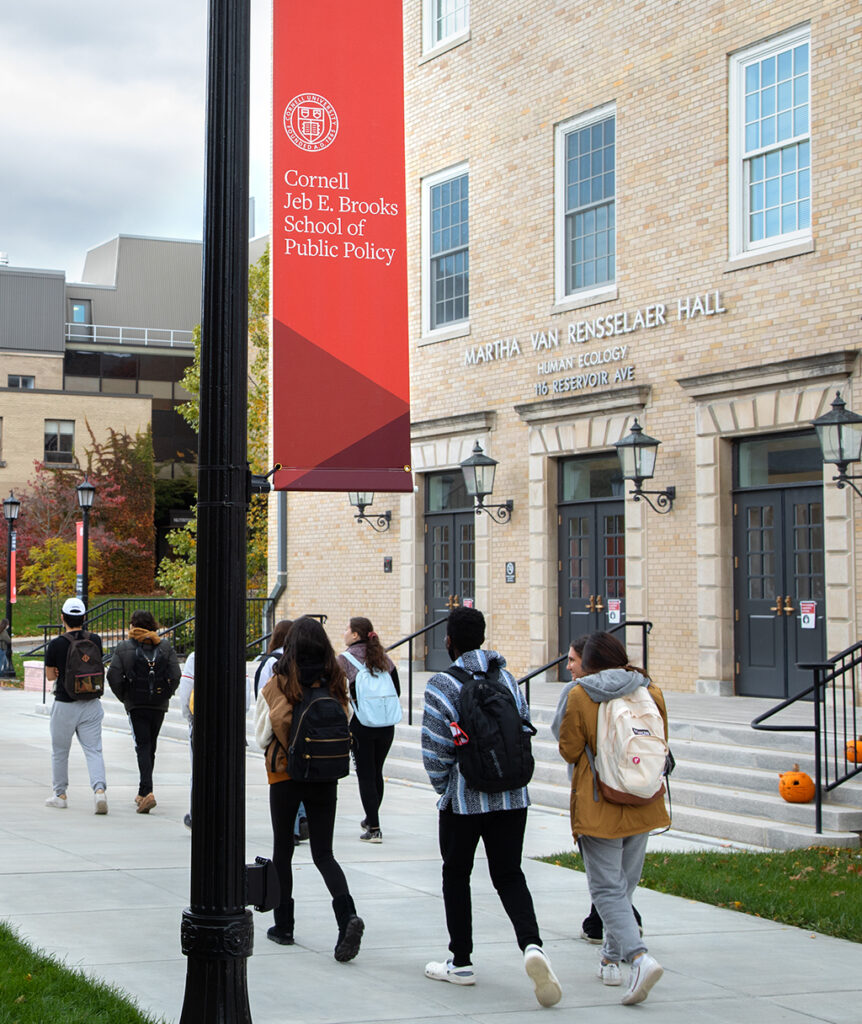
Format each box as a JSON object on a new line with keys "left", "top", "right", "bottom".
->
{"left": 44, "top": 420, "right": 75, "bottom": 464}
{"left": 426, "top": 169, "right": 469, "bottom": 331}
{"left": 731, "top": 28, "right": 811, "bottom": 254}
{"left": 556, "top": 105, "right": 616, "bottom": 301}
{"left": 424, "top": 0, "right": 469, "bottom": 52}
{"left": 7, "top": 375, "right": 34, "bottom": 389}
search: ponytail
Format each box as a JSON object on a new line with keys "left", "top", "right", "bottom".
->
{"left": 349, "top": 616, "right": 389, "bottom": 673}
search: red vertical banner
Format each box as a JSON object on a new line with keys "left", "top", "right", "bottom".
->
{"left": 75, "top": 520, "right": 83, "bottom": 599}
{"left": 271, "top": 0, "right": 412, "bottom": 492}
{"left": 9, "top": 530, "right": 16, "bottom": 604}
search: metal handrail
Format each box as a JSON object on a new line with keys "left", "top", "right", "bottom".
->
{"left": 516, "top": 620, "right": 653, "bottom": 706}
{"left": 65, "top": 323, "right": 194, "bottom": 348}
{"left": 386, "top": 617, "right": 448, "bottom": 724}
{"left": 752, "top": 639, "right": 862, "bottom": 835}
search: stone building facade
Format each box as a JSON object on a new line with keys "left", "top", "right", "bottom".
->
{"left": 270, "top": 0, "right": 861, "bottom": 698}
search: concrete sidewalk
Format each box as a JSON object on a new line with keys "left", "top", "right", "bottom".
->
{"left": 0, "top": 689, "right": 857, "bottom": 1024}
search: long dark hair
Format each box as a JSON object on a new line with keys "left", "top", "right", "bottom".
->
{"left": 267, "top": 619, "right": 293, "bottom": 655}
{"left": 580, "top": 631, "right": 649, "bottom": 680}
{"left": 349, "top": 616, "right": 389, "bottom": 673}
{"left": 275, "top": 616, "right": 347, "bottom": 706}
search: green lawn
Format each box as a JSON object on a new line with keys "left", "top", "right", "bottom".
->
{"left": 539, "top": 846, "right": 862, "bottom": 942}
{"left": 0, "top": 923, "right": 163, "bottom": 1024}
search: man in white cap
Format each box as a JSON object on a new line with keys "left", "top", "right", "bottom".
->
{"left": 44, "top": 597, "right": 108, "bottom": 813}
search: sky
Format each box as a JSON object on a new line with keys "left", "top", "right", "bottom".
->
{"left": 0, "top": 1, "right": 272, "bottom": 281}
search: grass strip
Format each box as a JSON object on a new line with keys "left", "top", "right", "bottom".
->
{"left": 0, "top": 923, "right": 163, "bottom": 1024}
{"left": 538, "top": 846, "right": 862, "bottom": 943}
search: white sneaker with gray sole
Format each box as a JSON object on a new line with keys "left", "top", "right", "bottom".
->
{"left": 524, "top": 944, "right": 562, "bottom": 1007}
{"left": 424, "top": 959, "right": 475, "bottom": 985}
{"left": 621, "top": 952, "right": 663, "bottom": 1005}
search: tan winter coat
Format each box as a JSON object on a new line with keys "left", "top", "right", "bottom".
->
{"left": 558, "top": 681, "right": 671, "bottom": 840}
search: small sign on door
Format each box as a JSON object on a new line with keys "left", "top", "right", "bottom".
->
{"left": 607, "top": 598, "right": 621, "bottom": 625}
{"left": 800, "top": 600, "right": 816, "bottom": 629}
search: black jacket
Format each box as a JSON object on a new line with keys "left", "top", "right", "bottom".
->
{"left": 107, "top": 637, "right": 181, "bottom": 712}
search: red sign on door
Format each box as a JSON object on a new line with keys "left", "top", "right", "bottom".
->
{"left": 271, "top": 0, "right": 412, "bottom": 493}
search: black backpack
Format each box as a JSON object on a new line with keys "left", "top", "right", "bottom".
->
{"left": 449, "top": 661, "right": 537, "bottom": 794}
{"left": 287, "top": 682, "right": 350, "bottom": 782}
{"left": 127, "top": 641, "right": 172, "bottom": 704}
{"left": 63, "top": 631, "right": 105, "bottom": 701}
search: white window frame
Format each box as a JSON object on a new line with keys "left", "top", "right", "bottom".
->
{"left": 422, "top": 0, "right": 470, "bottom": 60}
{"left": 44, "top": 419, "right": 75, "bottom": 465}
{"left": 421, "top": 162, "right": 470, "bottom": 343}
{"left": 554, "top": 102, "right": 618, "bottom": 310}
{"left": 728, "top": 25, "right": 812, "bottom": 262}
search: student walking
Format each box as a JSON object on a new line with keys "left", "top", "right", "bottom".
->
{"left": 338, "top": 617, "right": 401, "bottom": 843}
{"left": 558, "top": 631, "right": 669, "bottom": 1005}
{"left": 421, "top": 607, "right": 561, "bottom": 1008}
{"left": 254, "top": 616, "right": 364, "bottom": 960}
{"left": 106, "top": 609, "right": 181, "bottom": 814}
{"left": 44, "top": 597, "right": 108, "bottom": 813}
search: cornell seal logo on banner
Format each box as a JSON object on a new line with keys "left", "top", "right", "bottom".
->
{"left": 283, "top": 93, "right": 339, "bottom": 152}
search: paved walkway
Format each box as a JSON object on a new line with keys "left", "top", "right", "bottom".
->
{"left": 0, "top": 689, "right": 857, "bottom": 1024}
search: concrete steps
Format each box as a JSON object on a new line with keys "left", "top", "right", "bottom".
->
{"left": 387, "top": 696, "right": 862, "bottom": 850}
{"left": 100, "top": 675, "right": 862, "bottom": 850}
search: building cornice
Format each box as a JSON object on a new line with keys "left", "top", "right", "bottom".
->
{"left": 411, "top": 410, "right": 496, "bottom": 441}
{"left": 513, "top": 385, "right": 650, "bottom": 424}
{"left": 676, "top": 350, "right": 859, "bottom": 401}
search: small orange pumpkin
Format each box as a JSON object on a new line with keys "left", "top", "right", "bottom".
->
{"left": 778, "top": 764, "right": 815, "bottom": 803}
{"left": 846, "top": 737, "right": 862, "bottom": 763}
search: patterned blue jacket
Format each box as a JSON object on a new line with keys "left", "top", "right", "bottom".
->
{"left": 421, "top": 647, "right": 532, "bottom": 814}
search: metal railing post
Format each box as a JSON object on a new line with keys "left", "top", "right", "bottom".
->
{"left": 813, "top": 666, "right": 823, "bottom": 835}
{"left": 407, "top": 638, "right": 414, "bottom": 725}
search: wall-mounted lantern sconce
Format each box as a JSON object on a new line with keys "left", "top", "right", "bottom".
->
{"left": 812, "top": 391, "right": 862, "bottom": 498}
{"left": 348, "top": 492, "right": 391, "bottom": 532}
{"left": 459, "top": 442, "right": 513, "bottom": 524}
{"left": 614, "top": 419, "right": 676, "bottom": 515}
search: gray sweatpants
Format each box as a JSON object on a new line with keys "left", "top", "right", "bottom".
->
{"left": 49, "top": 699, "right": 106, "bottom": 796}
{"left": 579, "top": 831, "right": 649, "bottom": 964}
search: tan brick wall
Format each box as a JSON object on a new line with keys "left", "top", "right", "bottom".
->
{"left": 270, "top": 1, "right": 862, "bottom": 692}
{"left": 0, "top": 391, "right": 151, "bottom": 494}
{"left": 0, "top": 352, "right": 64, "bottom": 390}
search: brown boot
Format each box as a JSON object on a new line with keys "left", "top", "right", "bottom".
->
{"left": 136, "top": 793, "right": 157, "bottom": 814}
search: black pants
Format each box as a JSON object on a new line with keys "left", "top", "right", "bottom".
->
{"left": 438, "top": 806, "right": 541, "bottom": 965}
{"left": 269, "top": 780, "right": 349, "bottom": 904}
{"left": 350, "top": 718, "right": 394, "bottom": 829}
{"left": 128, "top": 707, "right": 165, "bottom": 797}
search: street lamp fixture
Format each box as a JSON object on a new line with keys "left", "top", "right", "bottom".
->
{"left": 348, "top": 492, "right": 391, "bottom": 532}
{"left": 2, "top": 491, "right": 20, "bottom": 679}
{"left": 459, "top": 441, "right": 513, "bottom": 524}
{"left": 812, "top": 391, "right": 862, "bottom": 499}
{"left": 76, "top": 476, "right": 96, "bottom": 608}
{"left": 614, "top": 419, "right": 676, "bottom": 515}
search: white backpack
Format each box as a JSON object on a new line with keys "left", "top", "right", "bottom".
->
{"left": 342, "top": 651, "right": 403, "bottom": 728}
{"left": 587, "top": 687, "right": 668, "bottom": 805}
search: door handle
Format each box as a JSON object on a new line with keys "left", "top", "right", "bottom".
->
{"left": 446, "top": 594, "right": 460, "bottom": 611}
{"left": 784, "top": 595, "right": 795, "bottom": 615}
{"left": 595, "top": 596, "right": 605, "bottom": 612}
{"left": 769, "top": 596, "right": 784, "bottom": 614}
{"left": 586, "top": 595, "right": 596, "bottom": 613}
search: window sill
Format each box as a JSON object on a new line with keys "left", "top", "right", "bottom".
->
{"left": 552, "top": 284, "right": 618, "bottom": 315}
{"left": 725, "top": 238, "right": 814, "bottom": 272}
{"left": 419, "top": 30, "right": 471, "bottom": 65}
{"left": 419, "top": 322, "right": 470, "bottom": 347}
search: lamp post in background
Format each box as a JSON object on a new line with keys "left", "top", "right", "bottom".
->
{"left": 2, "top": 492, "right": 20, "bottom": 679}
{"left": 75, "top": 476, "right": 96, "bottom": 608}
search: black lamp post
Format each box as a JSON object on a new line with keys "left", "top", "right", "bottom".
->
{"left": 76, "top": 476, "right": 96, "bottom": 608}
{"left": 613, "top": 419, "right": 676, "bottom": 514}
{"left": 2, "top": 491, "right": 20, "bottom": 679}
{"left": 811, "top": 391, "right": 862, "bottom": 498}
{"left": 178, "top": 0, "right": 254, "bottom": 1018}
{"left": 459, "top": 442, "right": 513, "bottom": 523}
{"left": 348, "top": 491, "right": 391, "bottom": 532}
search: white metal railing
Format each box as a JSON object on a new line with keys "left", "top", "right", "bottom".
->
{"left": 64, "top": 323, "right": 195, "bottom": 348}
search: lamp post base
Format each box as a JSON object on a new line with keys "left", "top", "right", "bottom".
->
{"left": 179, "top": 909, "right": 253, "bottom": 1023}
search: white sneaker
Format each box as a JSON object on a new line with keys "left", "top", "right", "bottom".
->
{"left": 524, "top": 944, "right": 562, "bottom": 1007}
{"left": 621, "top": 952, "right": 663, "bottom": 1005}
{"left": 94, "top": 790, "right": 108, "bottom": 815}
{"left": 424, "top": 959, "right": 476, "bottom": 985}
{"left": 45, "top": 794, "right": 67, "bottom": 809}
{"left": 597, "top": 959, "right": 622, "bottom": 986}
